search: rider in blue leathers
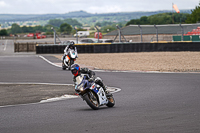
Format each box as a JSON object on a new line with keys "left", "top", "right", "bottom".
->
{"left": 70, "top": 64, "right": 111, "bottom": 96}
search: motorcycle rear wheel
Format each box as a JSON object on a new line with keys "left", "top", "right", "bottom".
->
{"left": 106, "top": 95, "right": 115, "bottom": 107}
{"left": 84, "top": 91, "right": 99, "bottom": 110}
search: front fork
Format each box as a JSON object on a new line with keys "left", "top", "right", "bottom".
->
{"left": 63, "top": 56, "right": 70, "bottom": 66}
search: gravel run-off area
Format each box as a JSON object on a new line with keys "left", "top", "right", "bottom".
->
{"left": 54, "top": 52, "right": 200, "bottom": 72}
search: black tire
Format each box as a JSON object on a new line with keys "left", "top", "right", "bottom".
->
{"left": 68, "top": 60, "right": 74, "bottom": 70}
{"left": 106, "top": 95, "right": 115, "bottom": 107}
{"left": 62, "top": 63, "right": 66, "bottom": 70}
{"left": 68, "top": 60, "right": 71, "bottom": 70}
{"left": 70, "top": 60, "right": 74, "bottom": 65}
{"left": 83, "top": 91, "right": 99, "bottom": 110}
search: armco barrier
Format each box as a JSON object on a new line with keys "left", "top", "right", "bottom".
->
{"left": 35, "top": 42, "right": 200, "bottom": 54}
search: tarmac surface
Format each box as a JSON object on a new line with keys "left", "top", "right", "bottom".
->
{"left": 1, "top": 40, "right": 200, "bottom": 133}
{"left": 0, "top": 83, "right": 75, "bottom": 106}
{"left": 0, "top": 51, "right": 117, "bottom": 106}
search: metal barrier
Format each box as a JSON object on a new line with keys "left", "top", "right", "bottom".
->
{"left": 105, "top": 23, "right": 200, "bottom": 42}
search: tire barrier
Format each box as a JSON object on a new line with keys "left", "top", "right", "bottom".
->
{"left": 36, "top": 42, "right": 200, "bottom": 54}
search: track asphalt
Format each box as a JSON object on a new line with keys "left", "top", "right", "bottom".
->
{"left": 0, "top": 55, "right": 119, "bottom": 106}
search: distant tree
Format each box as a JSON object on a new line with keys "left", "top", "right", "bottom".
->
{"left": 117, "top": 23, "right": 125, "bottom": 28}
{"left": 186, "top": 2, "right": 200, "bottom": 23}
{"left": 140, "top": 16, "right": 149, "bottom": 24}
{"left": 10, "top": 23, "right": 22, "bottom": 34}
{"left": 101, "top": 21, "right": 115, "bottom": 27}
{"left": 63, "top": 18, "right": 82, "bottom": 27}
{"left": 95, "top": 22, "right": 101, "bottom": 27}
{"left": 44, "top": 24, "right": 54, "bottom": 32}
{"left": 45, "top": 31, "right": 53, "bottom": 35}
{"left": 27, "top": 26, "right": 34, "bottom": 33}
{"left": 60, "top": 23, "right": 72, "bottom": 34}
{"left": 90, "top": 26, "right": 95, "bottom": 30}
{"left": 21, "top": 26, "right": 29, "bottom": 33}
{"left": 174, "top": 13, "right": 188, "bottom": 23}
{"left": 126, "top": 13, "right": 189, "bottom": 26}
{"left": 0, "top": 29, "right": 8, "bottom": 36}
{"left": 101, "top": 25, "right": 116, "bottom": 33}
{"left": 34, "top": 25, "right": 44, "bottom": 32}
{"left": 48, "top": 19, "right": 64, "bottom": 27}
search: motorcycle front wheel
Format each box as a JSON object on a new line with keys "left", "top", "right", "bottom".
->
{"left": 83, "top": 91, "right": 99, "bottom": 110}
{"left": 68, "top": 60, "right": 74, "bottom": 70}
{"left": 62, "top": 63, "right": 66, "bottom": 70}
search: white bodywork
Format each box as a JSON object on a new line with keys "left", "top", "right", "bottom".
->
{"left": 69, "top": 50, "right": 77, "bottom": 59}
{"left": 95, "top": 86, "right": 108, "bottom": 105}
{"left": 63, "top": 49, "right": 77, "bottom": 67}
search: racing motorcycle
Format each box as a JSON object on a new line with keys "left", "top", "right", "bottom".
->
{"left": 62, "top": 49, "right": 77, "bottom": 70}
{"left": 75, "top": 74, "right": 115, "bottom": 110}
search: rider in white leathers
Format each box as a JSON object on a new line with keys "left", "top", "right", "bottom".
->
{"left": 62, "top": 41, "right": 78, "bottom": 63}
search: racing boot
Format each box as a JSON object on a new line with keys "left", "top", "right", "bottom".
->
{"left": 102, "top": 85, "right": 112, "bottom": 97}
{"left": 95, "top": 77, "right": 112, "bottom": 97}
{"left": 62, "top": 55, "right": 65, "bottom": 64}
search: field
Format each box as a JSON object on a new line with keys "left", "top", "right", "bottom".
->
{"left": 54, "top": 52, "right": 200, "bottom": 72}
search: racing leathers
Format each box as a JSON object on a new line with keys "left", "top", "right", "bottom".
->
{"left": 62, "top": 45, "right": 78, "bottom": 62}
{"left": 73, "top": 68, "right": 111, "bottom": 96}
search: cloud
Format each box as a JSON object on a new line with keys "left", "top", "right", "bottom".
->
{"left": 0, "top": 0, "right": 199, "bottom": 14}
{"left": 0, "top": 1, "right": 9, "bottom": 7}
{"left": 88, "top": 5, "right": 122, "bottom": 13}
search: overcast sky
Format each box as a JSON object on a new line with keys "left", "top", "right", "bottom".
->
{"left": 0, "top": 0, "right": 199, "bottom": 14}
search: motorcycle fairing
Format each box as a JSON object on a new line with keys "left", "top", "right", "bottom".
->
{"left": 91, "top": 84, "right": 108, "bottom": 105}
{"left": 69, "top": 50, "right": 77, "bottom": 59}
{"left": 96, "top": 87, "right": 108, "bottom": 105}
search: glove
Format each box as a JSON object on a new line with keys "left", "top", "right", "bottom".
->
{"left": 88, "top": 78, "right": 94, "bottom": 82}
{"left": 73, "top": 78, "right": 76, "bottom": 82}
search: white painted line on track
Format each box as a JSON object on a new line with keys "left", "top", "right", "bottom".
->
{"left": 39, "top": 55, "right": 61, "bottom": 68}
{"left": 0, "top": 82, "right": 121, "bottom": 107}
{"left": 40, "top": 95, "right": 79, "bottom": 103}
{"left": 0, "top": 82, "right": 72, "bottom": 86}
{"left": 3, "top": 40, "right": 7, "bottom": 51}
{"left": 108, "top": 87, "right": 121, "bottom": 93}
{"left": 39, "top": 86, "right": 121, "bottom": 103}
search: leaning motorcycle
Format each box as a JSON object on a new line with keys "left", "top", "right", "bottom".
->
{"left": 75, "top": 74, "right": 115, "bottom": 110}
{"left": 62, "top": 49, "right": 77, "bottom": 70}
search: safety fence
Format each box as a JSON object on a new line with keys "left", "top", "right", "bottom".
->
{"left": 35, "top": 42, "right": 200, "bottom": 54}
{"left": 105, "top": 23, "right": 200, "bottom": 42}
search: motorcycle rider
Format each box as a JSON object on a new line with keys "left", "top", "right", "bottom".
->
{"left": 71, "top": 64, "right": 112, "bottom": 96}
{"left": 62, "top": 41, "right": 78, "bottom": 64}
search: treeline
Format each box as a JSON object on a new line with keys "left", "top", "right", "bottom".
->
{"left": 126, "top": 3, "right": 200, "bottom": 26}
{"left": 94, "top": 22, "right": 125, "bottom": 33}
{"left": 126, "top": 13, "right": 189, "bottom": 26}
{"left": 0, "top": 29, "right": 7, "bottom": 36}
{"left": 48, "top": 18, "right": 82, "bottom": 27}
{"left": 0, "top": 18, "right": 83, "bottom": 36}
{"left": 185, "top": 2, "right": 200, "bottom": 23}
{"left": 1, "top": 18, "right": 123, "bottom": 36}
{"left": 6, "top": 24, "right": 54, "bottom": 35}
{"left": 0, "top": 3, "right": 199, "bottom": 36}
